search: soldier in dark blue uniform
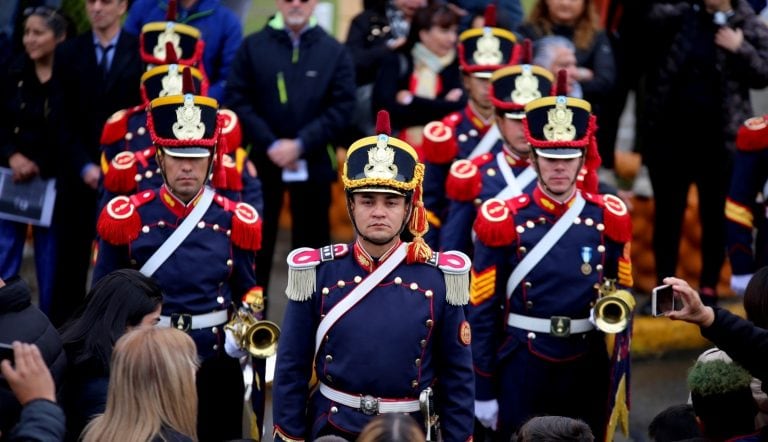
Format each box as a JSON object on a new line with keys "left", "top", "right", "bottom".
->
{"left": 272, "top": 111, "right": 475, "bottom": 442}
{"left": 439, "top": 63, "right": 555, "bottom": 254}
{"left": 92, "top": 90, "right": 266, "bottom": 441}
{"left": 419, "top": 8, "right": 517, "bottom": 248}
{"left": 726, "top": 115, "right": 768, "bottom": 295}
{"left": 469, "top": 96, "right": 634, "bottom": 441}
{"left": 99, "top": 33, "right": 262, "bottom": 213}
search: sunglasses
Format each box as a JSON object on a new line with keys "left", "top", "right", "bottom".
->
{"left": 283, "top": 0, "right": 310, "bottom": 3}
{"left": 23, "top": 6, "right": 59, "bottom": 18}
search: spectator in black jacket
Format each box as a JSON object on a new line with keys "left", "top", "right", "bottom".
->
{"left": 345, "top": 0, "right": 426, "bottom": 139}
{"left": 668, "top": 275, "right": 768, "bottom": 385}
{"left": 1, "top": 341, "right": 65, "bottom": 442}
{"left": 0, "top": 276, "right": 65, "bottom": 439}
{"left": 49, "top": 0, "right": 142, "bottom": 326}
{"left": 372, "top": 3, "right": 466, "bottom": 149}
{"left": 0, "top": 5, "right": 70, "bottom": 317}
{"left": 225, "top": 0, "right": 355, "bottom": 299}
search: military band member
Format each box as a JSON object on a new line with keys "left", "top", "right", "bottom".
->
{"left": 469, "top": 96, "right": 634, "bottom": 441}
{"left": 439, "top": 62, "right": 554, "bottom": 254}
{"left": 99, "top": 39, "right": 262, "bottom": 213}
{"left": 92, "top": 90, "right": 265, "bottom": 441}
{"left": 273, "top": 111, "right": 475, "bottom": 441}
{"left": 420, "top": 7, "right": 517, "bottom": 247}
{"left": 726, "top": 115, "right": 768, "bottom": 295}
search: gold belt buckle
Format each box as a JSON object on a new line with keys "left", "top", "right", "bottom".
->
{"left": 550, "top": 316, "right": 571, "bottom": 337}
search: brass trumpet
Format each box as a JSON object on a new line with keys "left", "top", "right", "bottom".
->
{"left": 224, "top": 309, "right": 281, "bottom": 359}
{"left": 593, "top": 279, "right": 635, "bottom": 334}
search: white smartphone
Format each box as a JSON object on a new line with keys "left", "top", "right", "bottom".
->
{"left": 651, "top": 284, "right": 676, "bottom": 317}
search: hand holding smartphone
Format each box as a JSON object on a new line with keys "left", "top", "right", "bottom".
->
{"left": 652, "top": 284, "right": 677, "bottom": 317}
{"left": 0, "top": 342, "right": 14, "bottom": 378}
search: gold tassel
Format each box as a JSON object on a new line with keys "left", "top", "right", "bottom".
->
{"left": 406, "top": 236, "right": 433, "bottom": 264}
{"left": 408, "top": 182, "right": 429, "bottom": 237}
{"left": 286, "top": 266, "right": 315, "bottom": 301}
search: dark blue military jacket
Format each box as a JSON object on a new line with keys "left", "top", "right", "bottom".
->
{"left": 273, "top": 241, "right": 475, "bottom": 441}
{"left": 469, "top": 186, "right": 633, "bottom": 399}
{"left": 93, "top": 186, "right": 262, "bottom": 359}
{"left": 726, "top": 145, "right": 768, "bottom": 276}
{"left": 422, "top": 107, "right": 500, "bottom": 249}
{"left": 440, "top": 151, "right": 536, "bottom": 254}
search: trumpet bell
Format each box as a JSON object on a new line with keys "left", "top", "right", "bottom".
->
{"left": 593, "top": 289, "right": 635, "bottom": 334}
{"left": 225, "top": 309, "right": 281, "bottom": 359}
{"left": 244, "top": 320, "right": 280, "bottom": 359}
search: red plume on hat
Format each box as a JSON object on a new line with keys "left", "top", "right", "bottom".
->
{"left": 164, "top": 42, "right": 178, "bottom": 64}
{"left": 554, "top": 68, "right": 569, "bottom": 96}
{"left": 521, "top": 39, "right": 533, "bottom": 64}
{"left": 375, "top": 110, "right": 391, "bottom": 136}
{"left": 165, "top": 0, "right": 177, "bottom": 21}
{"left": 182, "top": 66, "right": 196, "bottom": 94}
{"left": 484, "top": 3, "right": 497, "bottom": 27}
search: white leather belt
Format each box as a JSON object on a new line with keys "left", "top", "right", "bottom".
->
{"left": 507, "top": 313, "right": 594, "bottom": 336}
{"left": 158, "top": 310, "right": 228, "bottom": 331}
{"left": 319, "top": 383, "right": 421, "bottom": 415}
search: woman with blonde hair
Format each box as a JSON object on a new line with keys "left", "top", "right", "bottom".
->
{"left": 81, "top": 327, "right": 199, "bottom": 442}
{"left": 357, "top": 413, "right": 426, "bottom": 442}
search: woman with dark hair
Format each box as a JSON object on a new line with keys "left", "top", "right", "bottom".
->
{"left": 372, "top": 3, "right": 466, "bottom": 157}
{"left": 0, "top": 6, "right": 71, "bottom": 316}
{"left": 59, "top": 269, "right": 163, "bottom": 442}
{"left": 517, "top": 0, "right": 615, "bottom": 170}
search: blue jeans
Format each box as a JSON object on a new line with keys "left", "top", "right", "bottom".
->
{"left": 0, "top": 219, "right": 57, "bottom": 313}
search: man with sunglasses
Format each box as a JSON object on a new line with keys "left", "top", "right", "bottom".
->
{"left": 225, "top": 0, "right": 355, "bottom": 307}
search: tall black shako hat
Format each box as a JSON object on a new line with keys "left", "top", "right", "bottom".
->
{"left": 140, "top": 43, "right": 208, "bottom": 104}
{"left": 489, "top": 39, "right": 555, "bottom": 119}
{"left": 524, "top": 95, "right": 593, "bottom": 158}
{"left": 139, "top": 0, "right": 204, "bottom": 68}
{"left": 343, "top": 110, "right": 431, "bottom": 263}
{"left": 146, "top": 68, "right": 221, "bottom": 159}
{"left": 523, "top": 72, "right": 601, "bottom": 192}
{"left": 457, "top": 4, "right": 517, "bottom": 78}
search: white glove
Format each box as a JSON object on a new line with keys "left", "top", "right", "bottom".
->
{"left": 731, "top": 273, "right": 753, "bottom": 296}
{"left": 474, "top": 399, "right": 498, "bottom": 430}
{"left": 224, "top": 329, "right": 248, "bottom": 358}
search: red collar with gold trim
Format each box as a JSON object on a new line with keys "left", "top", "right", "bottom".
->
{"left": 500, "top": 146, "right": 530, "bottom": 167}
{"left": 533, "top": 185, "right": 578, "bottom": 217}
{"left": 159, "top": 186, "right": 204, "bottom": 218}
{"left": 465, "top": 103, "right": 493, "bottom": 135}
{"left": 353, "top": 240, "right": 403, "bottom": 273}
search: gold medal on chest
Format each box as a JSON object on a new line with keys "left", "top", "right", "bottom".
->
{"left": 580, "top": 246, "right": 593, "bottom": 275}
